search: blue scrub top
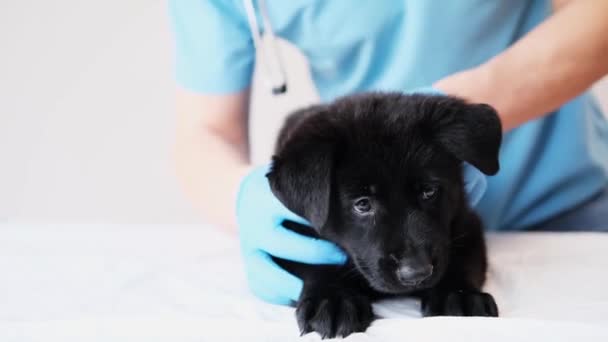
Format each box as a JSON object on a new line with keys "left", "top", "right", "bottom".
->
{"left": 169, "top": 0, "right": 608, "bottom": 231}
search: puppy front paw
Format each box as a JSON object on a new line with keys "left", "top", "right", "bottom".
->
{"left": 422, "top": 289, "right": 498, "bottom": 317}
{"left": 296, "top": 291, "right": 373, "bottom": 339}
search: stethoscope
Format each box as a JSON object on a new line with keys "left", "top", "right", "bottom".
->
{"left": 243, "top": 0, "right": 288, "bottom": 95}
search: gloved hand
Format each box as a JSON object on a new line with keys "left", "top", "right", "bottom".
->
{"left": 412, "top": 86, "right": 488, "bottom": 207}
{"left": 237, "top": 165, "right": 347, "bottom": 305}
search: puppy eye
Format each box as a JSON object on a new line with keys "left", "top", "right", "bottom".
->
{"left": 353, "top": 197, "right": 373, "bottom": 215}
{"left": 420, "top": 184, "right": 439, "bottom": 201}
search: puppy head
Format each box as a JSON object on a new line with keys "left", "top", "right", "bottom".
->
{"left": 268, "top": 93, "right": 501, "bottom": 294}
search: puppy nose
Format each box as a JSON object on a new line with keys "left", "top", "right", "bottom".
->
{"left": 395, "top": 262, "right": 433, "bottom": 285}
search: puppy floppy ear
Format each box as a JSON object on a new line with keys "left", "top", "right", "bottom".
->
{"left": 267, "top": 106, "right": 336, "bottom": 230}
{"left": 432, "top": 100, "right": 502, "bottom": 175}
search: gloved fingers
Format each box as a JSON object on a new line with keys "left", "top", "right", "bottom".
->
{"left": 462, "top": 162, "right": 487, "bottom": 207}
{"left": 260, "top": 225, "right": 347, "bottom": 265}
{"left": 245, "top": 250, "right": 302, "bottom": 304}
{"left": 274, "top": 207, "right": 310, "bottom": 226}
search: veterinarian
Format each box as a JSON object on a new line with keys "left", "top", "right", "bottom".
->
{"left": 169, "top": 0, "right": 608, "bottom": 304}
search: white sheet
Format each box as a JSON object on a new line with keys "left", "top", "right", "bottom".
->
{"left": 0, "top": 223, "right": 607, "bottom": 341}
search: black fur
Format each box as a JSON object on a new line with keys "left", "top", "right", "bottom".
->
{"left": 267, "top": 92, "right": 502, "bottom": 338}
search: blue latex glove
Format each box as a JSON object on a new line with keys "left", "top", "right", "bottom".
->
{"left": 237, "top": 165, "right": 347, "bottom": 305}
{"left": 412, "top": 86, "right": 488, "bottom": 207}
{"left": 462, "top": 163, "right": 487, "bottom": 206}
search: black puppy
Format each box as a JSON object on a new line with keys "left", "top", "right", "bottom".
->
{"left": 266, "top": 92, "right": 502, "bottom": 339}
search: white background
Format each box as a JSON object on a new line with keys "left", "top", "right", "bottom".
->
{"left": 1, "top": 1, "right": 607, "bottom": 224}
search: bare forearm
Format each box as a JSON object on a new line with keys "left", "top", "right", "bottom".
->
{"left": 175, "top": 131, "right": 250, "bottom": 232}
{"left": 436, "top": 0, "right": 608, "bottom": 131}
{"left": 174, "top": 89, "right": 252, "bottom": 232}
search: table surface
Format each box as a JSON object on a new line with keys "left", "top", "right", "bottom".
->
{"left": 1, "top": 223, "right": 607, "bottom": 341}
